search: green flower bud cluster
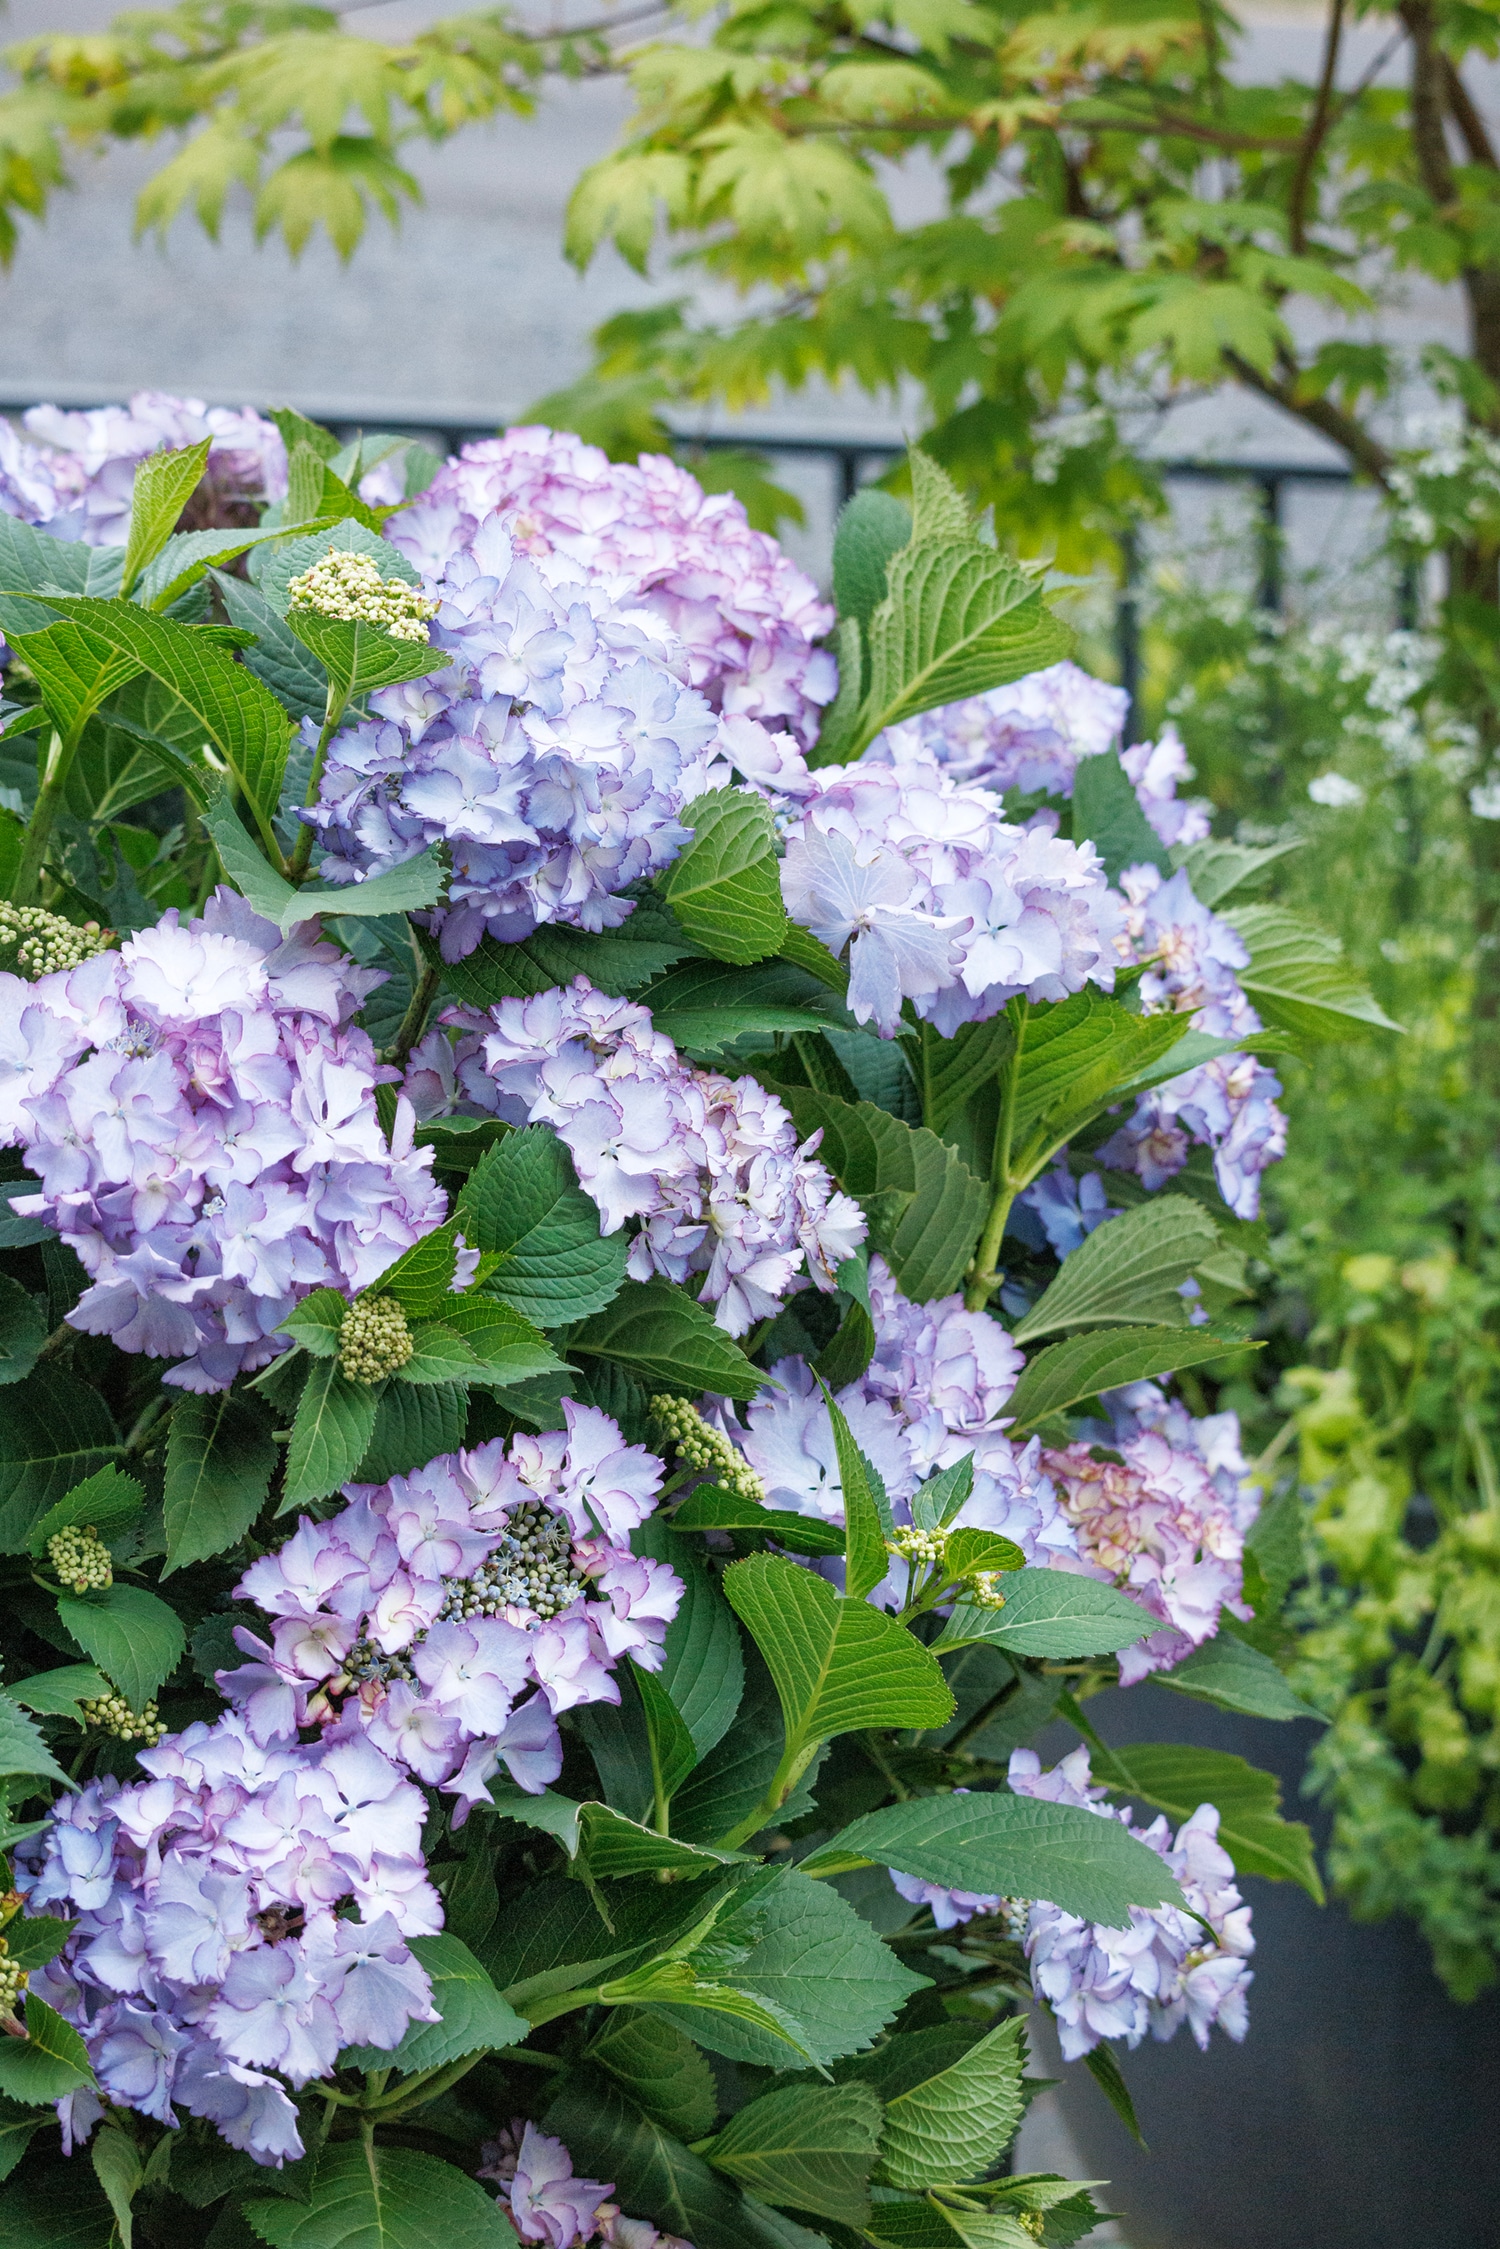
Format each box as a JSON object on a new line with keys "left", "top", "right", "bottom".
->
{"left": 339, "top": 1295, "right": 414, "bottom": 1383}
{"left": 0, "top": 1940, "right": 27, "bottom": 2020}
{"left": 0, "top": 904, "right": 113, "bottom": 980}
{"left": 891, "top": 1526, "right": 947, "bottom": 1567}
{"left": 968, "top": 1570, "right": 1008, "bottom": 1609}
{"left": 287, "top": 549, "right": 438, "bottom": 642}
{"left": 79, "top": 1692, "right": 165, "bottom": 1745}
{"left": 46, "top": 1525, "right": 113, "bottom": 1595}
{"left": 651, "top": 1395, "right": 766, "bottom": 1503}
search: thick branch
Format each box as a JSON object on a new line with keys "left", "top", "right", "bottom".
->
{"left": 1223, "top": 348, "right": 1394, "bottom": 489}
{"left": 1400, "top": 1, "right": 1457, "bottom": 204}
{"left": 1289, "top": 0, "right": 1345, "bottom": 254}
{"left": 1442, "top": 52, "right": 1499, "bottom": 170}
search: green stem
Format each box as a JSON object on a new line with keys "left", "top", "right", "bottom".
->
{"left": 360, "top": 2050, "right": 487, "bottom": 2118}
{"left": 12, "top": 729, "right": 80, "bottom": 907}
{"left": 715, "top": 1739, "right": 821, "bottom": 1852}
{"left": 964, "top": 1002, "right": 1025, "bottom": 1312}
{"left": 386, "top": 962, "right": 443, "bottom": 1073}
{"left": 286, "top": 685, "right": 349, "bottom": 883}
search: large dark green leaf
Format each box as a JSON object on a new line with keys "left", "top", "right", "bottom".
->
{"left": 873, "top": 2016, "right": 1027, "bottom": 2190}
{"left": 212, "top": 569, "right": 330, "bottom": 718}
{"left": 55, "top": 1584, "right": 186, "bottom": 1709}
{"left": 0, "top": 1995, "right": 96, "bottom": 2106}
{"left": 660, "top": 789, "right": 787, "bottom": 964}
{"left": 636, "top": 955, "right": 849, "bottom": 1058}
{"left": 356, "top": 1380, "right": 469, "bottom": 1483}
{"left": 1092, "top": 1741, "right": 1324, "bottom": 1899}
{"left": 1011, "top": 1196, "right": 1220, "bottom": 1342}
{"left": 0, "top": 1369, "right": 119, "bottom": 1553}
{"left": 162, "top": 1388, "right": 276, "bottom": 1574}
{"left": 457, "top": 1127, "right": 629, "bottom": 1326}
{"left": 933, "top": 1569, "right": 1152, "bottom": 1659}
{"left": 586, "top": 2011, "right": 719, "bottom": 2141}
{"left": 1224, "top": 903, "right": 1402, "bottom": 1040}
{"left": 635, "top": 1519, "right": 745, "bottom": 1761}
{"left": 281, "top": 1358, "right": 381, "bottom": 1509}
{"left": 705, "top": 2083, "right": 882, "bottom": 2223}
{"left": 1069, "top": 750, "right": 1170, "bottom": 881}
{"left": 543, "top": 2071, "right": 798, "bottom": 2249}
{"left": 570, "top": 1279, "right": 762, "bottom": 1402}
{"left": 1157, "top": 1631, "right": 1324, "bottom": 1722}
{"left": 244, "top": 2142, "right": 518, "bottom": 2248}
{"left": 1002, "top": 1326, "right": 1254, "bottom": 1435}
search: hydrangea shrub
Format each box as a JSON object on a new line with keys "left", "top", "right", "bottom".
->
{"left": 0, "top": 411, "right": 1381, "bottom": 2249}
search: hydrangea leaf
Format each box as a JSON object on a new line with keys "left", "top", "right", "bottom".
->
{"left": 257, "top": 520, "right": 422, "bottom": 609}
{"left": 6, "top": 1665, "right": 110, "bottom": 1720}
{"left": 338, "top": 1933, "right": 530, "bottom": 2074}
{"left": 279, "top": 1288, "right": 348, "bottom": 1356}
{"left": 635, "top": 1516, "right": 745, "bottom": 1760}
{"left": 0, "top": 1689, "right": 71, "bottom": 1786}
{"left": 819, "top": 1384, "right": 893, "bottom": 1604}
{"left": 284, "top": 609, "right": 444, "bottom": 701}
{"left": 1069, "top": 750, "right": 1171, "bottom": 882}
{"left": 0, "top": 2095, "right": 42, "bottom": 2186}
{"left": 802, "top": 1791, "right": 1185, "bottom": 1924}
{"left": 1006, "top": 991, "right": 1192, "bottom": 1158}
{"left": 23, "top": 1465, "right": 144, "bottom": 1558}
{"left": 1157, "top": 1631, "right": 1324, "bottom": 1723}
{"left": 89, "top": 2122, "right": 142, "bottom": 2249}
{"left": 1011, "top": 1194, "right": 1221, "bottom": 1342}
{"left": 162, "top": 1389, "right": 277, "bottom": 1574}
{"left": 1081, "top": 2041, "right": 1146, "bottom": 2146}
{"left": 1170, "top": 836, "right": 1304, "bottom": 911}
{"left": 212, "top": 569, "right": 330, "bottom": 719}
{"left": 833, "top": 487, "right": 913, "bottom": 634}
{"left": 0, "top": 516, "right": 125, "bottom": 603}
{"left": 933, "top": 1568, "right": 1151, "bottom": 1658}
{"left": 244, "top": 2142, "right": 519, "bottom": 2248}
{"left": 390, "top": 1322, "right": 480, "bottom": 1384}
{"left": 457, "top": 1127, "right": 629, "bottom": 1327}
{"left": 280, "top": 1356, "right": 381, "bottom": 1510}
{"left": 632, "top": 1660, "right": 701, "bottom": 1807}
{"left": 1002, "top": 1327, "right": 1256, "bottom": 1434}
{"left": 0, "top": 1996, "right": 97, "bottom": 2106}
{"left": 120, "top": 438, "right": 211, "bottom": 597}
{"left": 487, "top": 1787, "right": 751, "bottom": 1879}
{"left": 661, "top": 789, "right": 787, "bottom": 965}
{"left": 634, "top": 955, "right": 849, "bottom": 1057}
{"left": 911, "top": 1454, "right": 974, "bottom": 1534}
{"left": 140, "top": 523, "right": 320, "bottom": 614}
{"left": 355, "top": 1381, "right": 469, "bottom": 1484}
{"left": 1091, "top": 1741, "right": 1324, "bottom": 1899}
{"left": 704, "top": 2082, "right": 883, "bottom": 2223}
{"left": 55, "top": 1584, "right": 186, "bottom": 1710}
{"left": 723, "top": 1555, "right": 954, "bottom": 1768}
{"left": 871, "top": 2015, "right": 1027, "bottom": 2190}
{"left": 1223, "top": 902, "right": 1403, "bottom": 1040}
{"left": 4, "top": 620, "right": 145, "bottom": 747}
{"left": 442, "top": 1298, "right": 565, "bottom": 1387}
{"left": 585, "top": 2010, "right": 719, "bottom": 2142}
{"left": 0, "top": 2162, "right": 119, "bottom": 2246}
{"left": 669, "top": 1486, "right": 847, "bottom": 1556}
{"left": 570, "top": 1278, "right": 763, "bottom": 1403}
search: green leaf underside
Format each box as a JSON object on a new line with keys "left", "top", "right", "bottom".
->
{"left": 1158, "top": 1632, "right": 1325, "bottom": 1722}
{"left": 933, "top": 1569, "right": 1153, "bottom": 1658}
{"left": 875, "top": 2016, "right": 1027, "bottom": 2190}
{"left": 805, "top": 1792, "right": 1185, "bottom": 1924}
{"left": 1002, "top": 1327, "right": 1256, "bottom": 1434}
{"left": 1224, "top": 903, "right": 1402, "bottom": 1038}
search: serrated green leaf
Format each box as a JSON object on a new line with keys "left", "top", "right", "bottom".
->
{"left": 1003, "top": 1326, "right": 1255, "bottom": 1434}
{"left": 724, "top": 1555, "right": 953, "bottom": 1769}
{"left": 1157, "top": 1631, "right": 1324, "bottom": 1722}
{"left": 1007, "top": 992, "right": 1192, "bottom": 1158}
{"left": 457, "top": 1126, "right": 629, "bottom": 1326}
{"left": 244, "top": 2142, "right": 518, "bottom": 2248}
{"left": 339, "top": 1933, "right": 530, "bottom": 2075}
{"left": 1093, "top": 1741, "right": 1323, "bottom": 1899}
{"left": 7, "top": 1665, "right": 109, "bottom": 1720}
{"left": 633, "top": 1661, "right": 701, "bottom": 1807}
{"left": 635, "top": 954, "right": 850, "bottom": 1058}
{"left": 212, "top": 568, "right": 330, "bottom": 718}
{"left": 0, "top": 2163, "right": 116, "bottom": 2246}
{"left": 0, "top": 1995, "right": 96, "bottom": 2105}
{"left": 1224, "top": 902, "right": 1402, "bottom": 1040}
{"left": 588, "top": 2010, "right": 718, "bottom": 2140}
{"left": 570, "top": 1278, "right": 762, "bottom": 1402}
{"left": 661, "top": 788, "right": 788, "bottom": 964}
{"left": 120, "top": 439, "right": 212, "bottom": 598}
{"left": 280, "top": 1287, "right": 349, "bottom": 1355}
{"left": 0, "top": 2093, "right": 42, "bottom": 2185}
{"left": 55, "top": 1585, "right": 186, "bottom": 1710}
{"left": 5, "top": 619, "right": 144, "bottom": 748}
{"left": 0, "top": 1689, "right": 71, "bottom": 1785}
{"left": 163, "top": 1388, "right": 276, "bottom": 1573}
{"left": 281, "top": 1356, "right": 381, "bottom": 1509}
{"left": 638, "top": 1518, "right": 746, "bottom": 1762}
{"left": 1012, "top": 1196, "right": 1221, "bottom": 1342}
{"left": 356, "top": 1381, "right": 469, "bottom": 1483}
{"left": 285, "top": 607, "right": 442, "bottom": 702}
{"left": 140, "top": 522, "right": 318, "bottom": 613}
{"left": 706, "top": 2083, "right": 882, "bottom": 2223}
{"left": 670, "top": 1486, "right": 847, "bottom": 1555}
{"left": 90, "top": 2121, "right": 142, "bottom": 2249}
{"left": 821, "top": 1384, "right": 893, "bottom": 1604}
{"left": 934, "top": 1568, "right": 1151, "bottom": 1658}
{"left": 1171, "top": 836, "right": 1303, "bottom": 910}
{"left": 877, "top": 2015, "right": 1026, "bottom": 2190}
{"left": 833, "top": 488, "right": 912, "bottom": 634}
{"left": 543, "top": 2070, "right": 797, "bottom": 2249}
{"left": 369, "top": 1221, "right": 461, "bottom": 1317}
{"left": 1081, "top": 2040, "right": 1145, "bottom": 2145}
{"left": 443, "top": 1297, "right": 565, "bottom": 1387}
{"left": 1069, "top": 750, "right": 1170, "bottom": 882}
{"left": 804, "top": 1790, "right": 1184, "bottom": 1924}
{"left": 25, "top": 1464, "right": 144, "bottom": 1556}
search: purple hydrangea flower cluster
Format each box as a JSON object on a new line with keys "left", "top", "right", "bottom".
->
{"left": 13, "top": 1715, "right": 441, "bottom": 2165}
{"left": 716, "top": 1253, "right": 1077, "bottom": 1586}
{"left": 0, "top": 393, "right": 288, "bottom": 544}
{"left": 1043, "top": 1380, "right": 1261, "bottom": 1683}
{"left": 480, "top": 2120, "right": 694, "bottom": 2248}
{"left": 1099, "top": 863, "right": 1288, "bottom": 1218}
{"left": 1007, "top": 1744, "right": 1254, "bottom": 2059}
{"left": 220, "top": 1408, "right": 681, "bottom": 1816}
{"left": 303, "top": 515, "right": 729, "bottom": 959}
{"left": 0, "top": 891, "right": 445, "bottom": 1392}
{"left": 874, "top": 661, "right": 1211, "bottom": 849}
{"left": 386, "top": 425, "right": 837, "bottom": 743}
{"left": 752, "top": 735, "right": 1124, "bottom": 1039}
{"left": 403, "top": 977, "right": 866, "bottom": 1336}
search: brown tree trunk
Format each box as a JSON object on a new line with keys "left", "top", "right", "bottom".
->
{"left": 1451, "top": 538, "right": 1500, "bottom": 1102}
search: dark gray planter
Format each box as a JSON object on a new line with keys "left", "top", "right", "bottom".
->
{"left": 1039, "top": 1686, "right": 1500, "bottom": 2249}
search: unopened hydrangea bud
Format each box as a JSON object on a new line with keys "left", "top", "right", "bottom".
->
{"left": 891, "top": 1525, "right": 947, "bottom": 1567}
{"left": 45, "top": 1525, "right": 112, "bottom": 1595}
{"left": 1017, "top": 2213, "right": 1046, "bottom": 2242}
{"left": 78, "top": 1692, "right": 165, "bottom": 1745}
{"left": 286, "top": 549, "right": 437, "bottom": 642}
{"left": 0, "top": 903, "right": 113, "bottom": 980}
{"left": 339, "top": 1295, "right": 414, "bottom": 1382}
{"left": 651, "top": 1395, "right": 766, "bottom": 1503}
{"left": 969, "top": 1571, "right": 1007, "bottom": 1609}
{"left": 0, "top": 1941, "right": 28, "bottom": 2022}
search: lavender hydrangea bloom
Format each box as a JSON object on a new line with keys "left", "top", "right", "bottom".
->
{"left": 479, "top": 2120, "right": 695, "bottom": 2249}
{"left": 404, "top": 977, "right": 865, "bottom": 1335}
{"left": 1008, "top": 1745, "right": 1254, "bottom": 2059}
{"left": 1043, "top": 1380, "right": 1261, "bottom": 1682}
{"left": 0, "top": 892, "right": 446, "bottom": 1392}
{"left": 386, "top": 425, "right": 836, "bottom": 744}
{"left": 3, "top": 393, "right": 287, "bottom": 544}
{"left": 717, "top": 1253, "right": 1077, "bottom": 1596}
{"left": 873, "top": 661, "right": 1210, "bottom": 846}
{"left": 303, "top": 514, "right": 731, "bottom": 959}
{"left": 1018, "top": 1162, "right": 1119, "bottom": 1259}
{"left": 1098, "top": 863, "right": 1288, "bottom": 1218}
{"left": 13, "top": 1716, "right": 441, "bottom": 2163}
{"left": 761, "top": 740, "right": 1125, "bottom": 1039}
{"left": 220, "top": 1410, "right": 682, "bottom": 1816}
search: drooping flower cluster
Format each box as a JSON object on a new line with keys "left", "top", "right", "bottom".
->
{"left": 13, "top": 1715, "right": 442, "bottom": 2165}
{"left": 1100, "top": 863, "right": 1287, "bottom": 1218}
{"left": 302, "top": 515, "right": 728, "bottom": 958}
{"left": 286, "top": 548, "right": 438, "bottom": 641}
{"left": 220, "top": 1408, "right": 682, "bottom": 1815}
{"left": 1007, "top": 1745, "right": 1254, "bottom": 2059}
{"left": 480, "top": 2120, "right": 695, "bottom": 2248}
{"left": 404, "top": 977, "right": 866, "bottom": 1335}
{"left": 0, "top": 890, "right": 445, "bottom": 1391}
{"left": 0, "top": 393, "right": 288, "bottom": 543}
{"left": 742, "top": 731, "right": 1124, "bottom": 1039}
{"left": 715, "top": 1253, "right": 1076, "bottom": 1586}
{"left": 1044, "top": 1380, "right": 1261, "bottom": 1682}
{"left": 386, "top": 425, "right": 837, "bottom": 742}
{"left": 874, "top": 661, "right": 1211, "bottom": 849}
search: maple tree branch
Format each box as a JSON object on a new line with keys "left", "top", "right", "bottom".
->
{"left": 1223, "top": 347, "right": 1394, "bottom": 489}
{"left": 1289, "top": 0, "right": 1345, "bottom": 254}
{"left": 1442, "top": 52, "right": 1499, "bottom": 170}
